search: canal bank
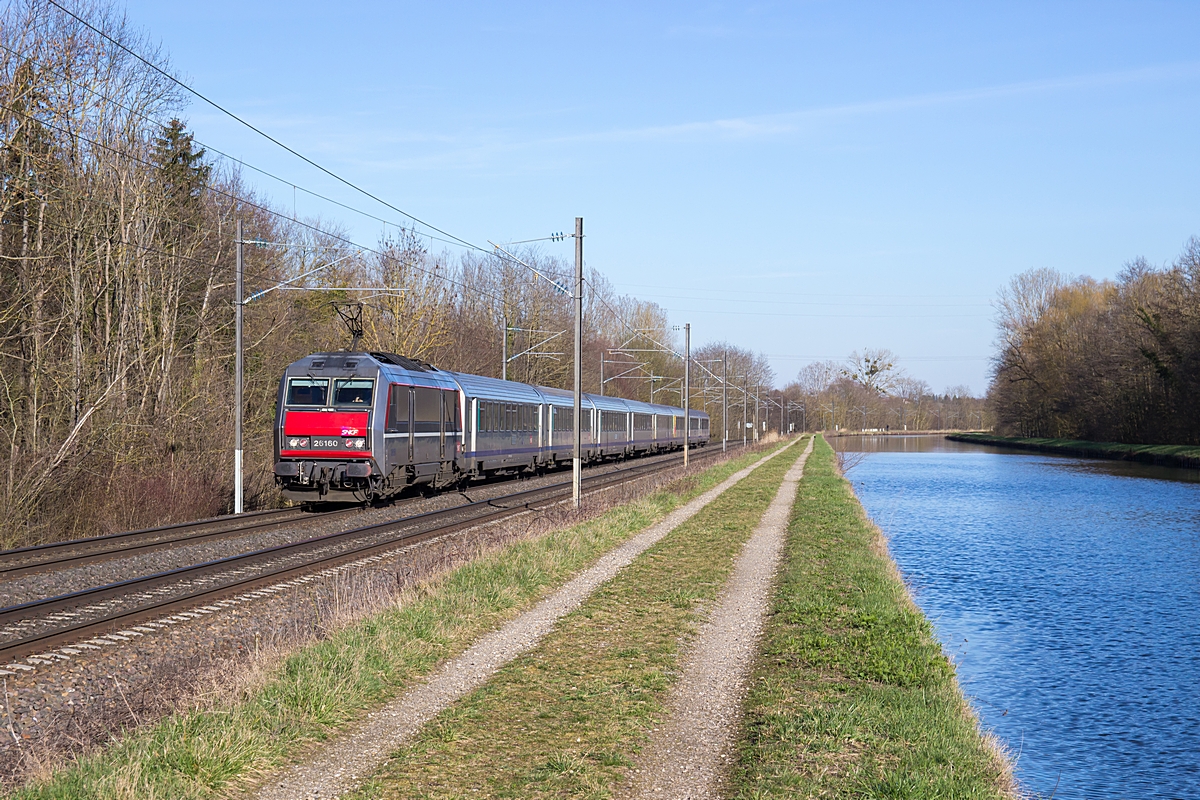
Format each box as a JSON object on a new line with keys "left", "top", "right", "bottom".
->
{"left": 840, "top": 434, "right": 1200, "bottom": 798}
{"left": 732, "top": 435, "right": 1014, "bottom": 798}
{"left": 949, "top": 432, "right": 1200, "bottom": 469}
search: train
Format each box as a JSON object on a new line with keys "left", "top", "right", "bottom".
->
{"left": 273, "top": 351, "right": 710, "bottom": 505}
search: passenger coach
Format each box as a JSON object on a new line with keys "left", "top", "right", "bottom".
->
{"left": 274, "top": 351, "right": 709, "bottom": 505}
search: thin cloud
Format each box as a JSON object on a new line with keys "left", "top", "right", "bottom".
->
{"left": 218, "top": 60, "right": 1200, "bottom": 179}
{"left": 561, "top": 61, "right": 1200, "bottom": 144}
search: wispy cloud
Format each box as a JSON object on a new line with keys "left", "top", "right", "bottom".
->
{"left": 213, "top": 59, "right": 1200, "bottom": 180}
{"left": 557, "top": 60, "right": 1200, "bottom": 144}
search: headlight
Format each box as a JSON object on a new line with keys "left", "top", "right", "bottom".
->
{"left": 344, "top": 437, "right": 368, "bottom": 450}
{"left": 287, "top": 436, "right": 310, "bottom": 449}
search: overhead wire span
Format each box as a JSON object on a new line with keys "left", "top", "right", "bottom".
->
{"left": 0, "top": 99, "right": 510, "bottom": 307}
{"left": 0, "top": 39, "right": 474, "bottom": 254}
{"left": 45, "top": 0, "right": 490, "bottom": 256}
{"left": 17, "top": 205, "right": 304, "bottom": 287}
{"left": 582, "top": 278, "right": 751, "bottom": 400}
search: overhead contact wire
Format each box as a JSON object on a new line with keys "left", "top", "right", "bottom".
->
{"left": 45, "top": 0, "right": 490, "bottom": 255}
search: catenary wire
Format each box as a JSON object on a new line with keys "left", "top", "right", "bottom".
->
{"left": 0, "top": 98, "right": 511, "bottom": 307}
{"left": 44, "top": 0, "right": 491, "bottom": 256}
{"left": 0, "top": 39, "right": 474, "bottom": 254}
{"left": 2, "top": 33, "right": 632, "bottom": 328}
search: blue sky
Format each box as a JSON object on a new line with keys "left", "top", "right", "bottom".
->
{"left": 120, "top": 0, "right": 1200, "bottom": 394}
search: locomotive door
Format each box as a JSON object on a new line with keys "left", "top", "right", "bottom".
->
{"left": 413, "top": 388, "right": 443, "bottom": 467}
{"left": 385, "top": 384, "right": 412, "bottom": 465}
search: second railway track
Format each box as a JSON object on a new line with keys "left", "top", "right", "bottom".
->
{"left": 0, "top": 507, "right": 346, "bottom": 579}
{"left": 0, "top": 445, "right": 736, "bottom": 664}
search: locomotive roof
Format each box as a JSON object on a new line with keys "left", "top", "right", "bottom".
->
{"left": 285, "top": 352, "right": 458, "bottom": 390}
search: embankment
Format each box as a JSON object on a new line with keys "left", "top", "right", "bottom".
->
{"left": 948, "top": 432, "right": 1200, "bottom": 469}
{"left": 731, "top": 434, "right": 1015, "bottom": 798}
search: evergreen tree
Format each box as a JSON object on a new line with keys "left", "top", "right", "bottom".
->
{"left": 151, "top": 118, "right": 210, "bottom": 213}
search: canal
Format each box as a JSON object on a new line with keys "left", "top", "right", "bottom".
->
{"left": 832, "top": 434, "right": 1200, "bottom": 799}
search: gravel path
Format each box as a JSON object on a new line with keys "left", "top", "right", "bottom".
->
{"left": 628, "top": 435, "right": 813, "bottom": 800}
{"left": 256, "top": 440, "right": 799, "bottom": 800}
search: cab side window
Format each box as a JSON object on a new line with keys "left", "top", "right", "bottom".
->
{"left": 386, "top": 386, "right": 409, "bottom": 433}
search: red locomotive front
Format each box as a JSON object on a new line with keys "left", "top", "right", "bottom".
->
{"left": 273, "top": 361, "right": 382, "bottom": 504}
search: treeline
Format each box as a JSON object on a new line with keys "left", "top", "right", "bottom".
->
{"left": 989, "top": 242, "right": 1200, "bottom": 444}
{"left": 779, "top": 349, "right": 990, "bottom": 434}
{"left": 0, "top": 0, "right": 776, "bottom": 547}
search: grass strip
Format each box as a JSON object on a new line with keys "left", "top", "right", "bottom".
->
{"left": 730, "top": 435, "right": 1012, "bottom": 799}
{"left": 346, "top": 439, "right": 808, "bottom": 799}
{"left": 16, "top": 446, "right": 778, "bottom": 800}
{"left": 949, "top": 432, "right": 1200, "bottom": 469}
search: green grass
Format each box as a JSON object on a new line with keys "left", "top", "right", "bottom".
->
{"left": 730, "top": 435, "right": 1012, "bottom": 799}
{"left": 949, "top": 432, "right": 1200, "bottom": 468}
{"left": 345, "top": 440, "right": 808, "bottom": 799}
{"left": 14, "top": 445, "right": 779, "bottom": 800}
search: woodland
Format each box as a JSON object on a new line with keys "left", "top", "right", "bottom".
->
{"left": 988, "top": 247, "right": 1200, "bottom": 445}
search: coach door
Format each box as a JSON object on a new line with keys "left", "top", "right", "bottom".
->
{"left": 442, "top": 391, "right": 461, "bottom": 460}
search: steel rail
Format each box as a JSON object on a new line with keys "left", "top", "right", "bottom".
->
{"left": 0, "top": 507, "right": 302, "bottom": 564}
{"left": 0, "top": 507, "right": 355, "bottom": 579}
{"left": 0, "top": 444, "right": 737, "bottom": 662}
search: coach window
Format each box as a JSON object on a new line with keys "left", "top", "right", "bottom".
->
{"left": 413, "top": 388, "right": 442, "bottom": 433}
{"left": 287, "top": 378, "right": 328, "bottom": 406}
{"left": 334, "top": 379, "right": 374, "bottom": 406}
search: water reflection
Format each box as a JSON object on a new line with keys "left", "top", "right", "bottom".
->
{"left": 838, "top": 435, "right": 1200, "bottom": 798}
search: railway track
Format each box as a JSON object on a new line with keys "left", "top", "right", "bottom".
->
{"left": 0, "top": 507, "right": 341, "bottom": 580}
{"left": 0, "top": 445, "right": 735, "bottom": 664}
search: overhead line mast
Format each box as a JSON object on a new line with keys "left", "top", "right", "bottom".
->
{"left": 573, "top": 217, "right": 584, "bottom": 510}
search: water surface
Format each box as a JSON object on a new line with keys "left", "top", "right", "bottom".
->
{"left": 833, "top": 435, "right": 1200, "bottom": 799}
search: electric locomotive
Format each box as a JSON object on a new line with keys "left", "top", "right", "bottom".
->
{"left": 273, "top": 351, "right": 710, "bottom": 505}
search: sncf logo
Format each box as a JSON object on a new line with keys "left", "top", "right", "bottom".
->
{"left": 341, "top": 427, "right": 360, "bottom": 436}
